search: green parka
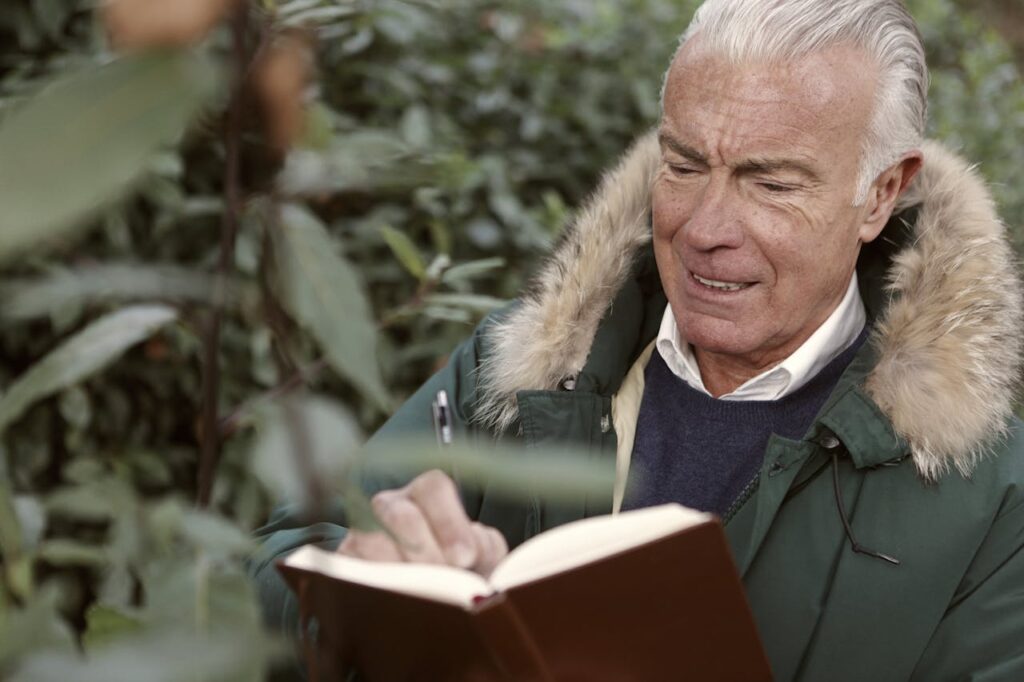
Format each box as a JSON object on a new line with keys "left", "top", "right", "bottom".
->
{"left": 252, "top": 134, "right": 1024, "bottom": 681}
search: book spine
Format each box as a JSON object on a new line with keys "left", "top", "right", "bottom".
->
{"left": 473, "top": 593, "right": 555, "bottom": 682}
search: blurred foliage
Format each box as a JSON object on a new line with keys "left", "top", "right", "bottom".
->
{"left": 0, "top": 0, "right": 1020, "bottom": 679}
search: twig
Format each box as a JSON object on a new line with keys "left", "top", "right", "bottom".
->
{"left": 197, "top": 4, "right": 249, "bottom": 508}
{"left": 377, "top": 276, "right": 441, "bottom": 330}
{"left": 218, "top": 357, "right": 328, "bottom": 437}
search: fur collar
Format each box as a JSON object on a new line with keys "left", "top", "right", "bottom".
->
{"left": 476, "top": 131, "right": 1022, "bottom": 480}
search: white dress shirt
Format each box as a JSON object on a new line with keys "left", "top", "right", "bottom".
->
{"left": 656, "top": 274, "right": 866, "bottom": 401}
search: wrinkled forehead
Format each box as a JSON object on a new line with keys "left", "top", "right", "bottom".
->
{"left": 661, "top": 40, "right": 878, "bottom": 158}
{"left": 670, "top": 33, "right": 877, "bottom": 105}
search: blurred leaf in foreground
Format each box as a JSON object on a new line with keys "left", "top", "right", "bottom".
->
{"left": 0, "top": 305, "right": 178, "bottom": 433}
{"left": 10, "top": 629, "right": 267, "bottom": 682}
{"left": 0, "top": 264, "right": 223, "bottom": 320}
{"left": 257, "top": 423, "right": 617, "bottom": 513}
{"left": 273, "top": 205, "right": 392, "bottom": 411}
{"left": 103, "top": 0, "right": 240, "bottom": 52}
{"left": 81, "top": 605, "right": 142, "bottom": 652}
{"left": 252, "top": 394, "right": 363, "bottom": 505}
{"left": 0, "top": 586, "right": 76, "bottom": 667}
{"left": 355, "top": 439, "right": 618, "bottom": 506}
{"left": 0, "top": 52, "right": 215, "bottom": 264}
{"left": 253, "top": 31, "right": 313, "bottom": 152}
{"left": 277, "top": 131, "right": 435, "bottom": 196}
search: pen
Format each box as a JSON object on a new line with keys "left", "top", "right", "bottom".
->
{"left": 431, "top": 389, "right": 453, "bottom": 447}
{"left": 431, "top": 389, "right": 458, "bottom": 487}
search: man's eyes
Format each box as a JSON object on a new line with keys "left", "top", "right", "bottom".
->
{"left": 665, "top": 164, "right": 798, "bottom": 193}
{"left": 668, "top": 164, "right": 699, "bottom": 177}
{"left": 758, "top": 181, "right": 794, "bottom": 193}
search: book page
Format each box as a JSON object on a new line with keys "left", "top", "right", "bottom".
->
{"left": 490, "top": 503, "right": 711, "bottom": 591}
{"left": 283, "top": 545, "right": 492, "bottom": 608}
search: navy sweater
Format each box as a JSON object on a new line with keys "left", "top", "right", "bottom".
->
{"left": 621, "top": 330, "right": 867, "bottom": 516}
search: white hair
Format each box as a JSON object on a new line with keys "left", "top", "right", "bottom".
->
{"left": 665, "top": 0, "right": 929, "bottom": 205}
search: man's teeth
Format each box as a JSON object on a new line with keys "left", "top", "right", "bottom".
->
{"left": 693, "top": 274, "right": 750, "bottom": 291}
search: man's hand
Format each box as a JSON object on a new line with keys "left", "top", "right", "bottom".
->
{"left": 337, "top": 469, "right": 508, "bottom": 576}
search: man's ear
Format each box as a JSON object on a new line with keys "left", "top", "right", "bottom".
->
{"left": 858, "top": 151, "right": 924, "bottom": 244}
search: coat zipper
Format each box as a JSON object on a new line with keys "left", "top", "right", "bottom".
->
{"left": 723, "top": 472, "right": 760, "bottom": 524}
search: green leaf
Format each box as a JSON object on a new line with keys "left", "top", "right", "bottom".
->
{"left": 379, "top": 224, "right": 427, "bottom": 280}
{"left": 400, "top": 105, "right": 432, "bottom": 148}
{"left": 339, "top": 481, "right": 381, "bottom": 533}
{"left": 179, "top": 510, "right": 255, "bottom": 559}
{"left": 357, "top": 440, "right": 616, "bottom": 505}
{"left": 81, "top": 604, "right": 142, "bottom": 652}
{"left": 422, "top": 293, "right": 507, "bottom": 313}
{"left": 440, "top": 257, "right": 507, "bottom": 285}
{"left": 10, "top": 630, "right": 272, "bottom": 682}
{"left": 273, "top": 205, "right": 391, "bottom": 411}
{"left": 252, "top": 394, "right": 363, "bottom": 505}
{"left": 46, "top": 475, "right": 133, "bottom": 522}
{"left": 0, "top": 305, "right": 177, "bottom": 433}
{"left": 282, "top": 4, "right": 359, "bottom": 27}
{"left": 1, "top": 264, "right": 223, "bottom": 321}
{"left": 140, "top": 560, "right": 266, "bottom": 634}
{"left": 36, "top": 539, "right": 108, "bottom": 567}
{"left": 0, "top": 586, "right": 75, "bottom": 665}
{"left": 0, "top": 52, "right": 215, "bottom": 264}
{"left": 421, "top": 306, "right": 472, "bottom": 323}
{"left": 12, "top": 496, "right": 46, "bottom": 551}
{"left": 57, "top": 386, "right": 91, "bottom": 430}
{"left": 300, "top": 102, "right": 335, "bottom": 150}
{"left": 5, "top": 556, "right": 33, "bottom": 601}
{"left": 277, "top": 131, "right": 433, "bottom": 195}
{"left": 127, "top": 450, "right": 172, "bottom": 488}
{"left": 45, "top": 484, "right": 121, "bottom": 521}
{"left": 0, "top": 483, "right": 24, "bottom": 561}
{"left": 60, "top": 457, "right": 106, "bottom": 485}
{"left": 278, "top": 0, "right": 322, "bottom": 16}
{"left": 428, "top": 219, "right": 452, "bottom": 256}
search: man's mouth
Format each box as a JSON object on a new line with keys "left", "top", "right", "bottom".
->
{"left": 692, "top": 273, "right": 753, "bottom": 292}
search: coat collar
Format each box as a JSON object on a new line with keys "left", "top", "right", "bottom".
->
{"left": 475, "top": 131, "right": 1023, "bottom": 480}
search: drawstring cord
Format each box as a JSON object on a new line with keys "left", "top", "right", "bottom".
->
{"left": 830, "top": 449, "right": 901, "bottom": 566}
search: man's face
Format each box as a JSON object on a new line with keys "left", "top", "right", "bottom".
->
{"left": 653, "top": 42, "right": 880, "bottom": 369}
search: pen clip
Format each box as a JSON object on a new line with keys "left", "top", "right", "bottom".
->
{"left": 432, "top": 389, "right": 453, "bottom": 447}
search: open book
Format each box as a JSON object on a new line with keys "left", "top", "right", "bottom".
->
{"left": 279, "top": 504, "right": 772, "bottom": 682}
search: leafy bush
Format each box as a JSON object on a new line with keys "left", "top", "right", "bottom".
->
{"left": 0, "top": 0, "right": 1020, "bottom": 679}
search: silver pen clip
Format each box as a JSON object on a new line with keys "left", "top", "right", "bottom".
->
{"left": 431, "top": 389, "right": 453, "bottom": 447}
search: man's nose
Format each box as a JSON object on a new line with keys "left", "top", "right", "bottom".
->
{"left": 682, "top": 177, "right": 745, "bottom": 251}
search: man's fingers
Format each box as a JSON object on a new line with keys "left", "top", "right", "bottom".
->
{"left": 405, "top": 469, "right": 478, "bottom": 568}
{"left": 336, "top": 530, "right": 403, "bottom": 562}
{"left": 470, "top": 522, "right": 509, "bottom": 577}
{"left": 371, "top": 491, "right": 447, "bottom": 564}
{"left": 338, "top": 470, "right": 502, "bottom": 575}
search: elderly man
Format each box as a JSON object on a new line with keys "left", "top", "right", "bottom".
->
{"left": 253, "top": 0, "right": 1024, "bottom": 679}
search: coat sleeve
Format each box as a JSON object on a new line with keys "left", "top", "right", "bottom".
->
{"left": 909, "top": 492, "right": 1024, "bottom": 681}
{"left": 248, "top": 313, "right": 500, "bottom": 670}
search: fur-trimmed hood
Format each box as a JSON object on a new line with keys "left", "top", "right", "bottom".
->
{"left": 476, "top": 131, "right": 1023, "bottom": 480}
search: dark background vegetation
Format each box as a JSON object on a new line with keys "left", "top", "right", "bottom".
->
{"left": 0, "top": 0, "right": 1020, "bottom": 678}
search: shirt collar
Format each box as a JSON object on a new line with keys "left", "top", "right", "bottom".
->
{"left": 656, "top": 274, "right": 866, "bottom": 401}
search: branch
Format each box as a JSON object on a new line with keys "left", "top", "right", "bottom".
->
{"left": 197, "top": 4, "right": 249, "bottom": 508}
{"left": 218, "top": 357, "right": 328, "bottom": 438}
